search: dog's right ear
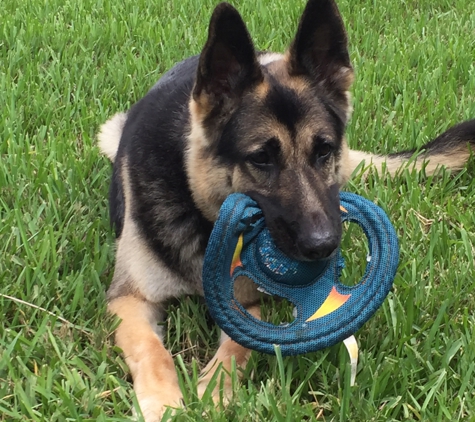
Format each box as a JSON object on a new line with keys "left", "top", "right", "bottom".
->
{"left": 193, "top": 3, "right": 262, "bottom": 117}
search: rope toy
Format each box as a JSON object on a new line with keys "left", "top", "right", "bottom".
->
{"left": 203, "top": 192, "right": 399, "bottom": 356}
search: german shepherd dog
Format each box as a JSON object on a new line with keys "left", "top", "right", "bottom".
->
{"left": 98, "top": 0, "right": 475, "bottom": 419}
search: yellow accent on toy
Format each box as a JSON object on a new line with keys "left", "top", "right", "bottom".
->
{"left": 305, "top": 286, "right": 351, "bottom": 321}
{"left": 230, "top": 234, "right": 244, "bottom": 275}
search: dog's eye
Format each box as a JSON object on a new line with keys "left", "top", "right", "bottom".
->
{"left": 248, "top": 150, "right": 272, "bottom": 168}
{"left": 314, "top": 138, "right": 334, "bottom": 163}
{"left": 317, "top": 144, "right": 333, "bottom": 158}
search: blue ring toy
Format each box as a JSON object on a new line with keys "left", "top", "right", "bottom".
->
{"left": 203, "top": 192, "right": 399, "bottom": 356}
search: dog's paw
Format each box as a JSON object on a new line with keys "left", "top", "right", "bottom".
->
{"left": 135, "top": 388, "right": 184, "bottom": 422}
{"left": 197, "top": 373, "right": 233, "bottom": 406}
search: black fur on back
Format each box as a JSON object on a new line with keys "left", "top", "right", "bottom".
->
{"left": 110, "top": 56, "right": 213, "bottom": 281}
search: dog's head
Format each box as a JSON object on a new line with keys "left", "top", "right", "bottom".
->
{"left": 187, "top": 0, "right": 354, "bottom": 261}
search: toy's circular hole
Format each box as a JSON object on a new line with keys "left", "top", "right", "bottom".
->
{"left": 339, "top": 220, "right": 370, "bottom": 286}
{"left": 233, "top": 276, "right": 296, "bottom": 326}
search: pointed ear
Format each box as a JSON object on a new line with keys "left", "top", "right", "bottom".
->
{"left": 288, "top": 0, "right": 353, "bottom": 92}
{"left": 193, "top": 3, "right": 262, "bottom": 114}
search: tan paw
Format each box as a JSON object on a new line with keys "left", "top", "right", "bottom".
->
{"left": 135, "top": 388, "right": 183, "bottom": 422}
{"left": 197, "top": 372, "right": 233, "bottom": 405}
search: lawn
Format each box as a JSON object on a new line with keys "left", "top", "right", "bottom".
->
{"left": 1, "top": 0, "right": 474, "bottom": 420}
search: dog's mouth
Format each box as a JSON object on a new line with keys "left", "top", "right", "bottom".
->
{"left": 266, "top": 218, "right": 341, "bottom": 262}
{"left": 246, "top": 191, "right": 342, "bottom": 262}
{"left": 294, "top": 243, "right": 340, "bottom": 262}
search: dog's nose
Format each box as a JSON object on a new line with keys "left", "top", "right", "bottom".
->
{"left": 297, "top": 232, "right": 339, "bottom": 261}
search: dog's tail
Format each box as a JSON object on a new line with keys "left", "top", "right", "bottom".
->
{"left": 348, "top": 119, "right": 475, "bottom": 176}
{"left": 97, "top": 112, "right": 127, "bottom": 162}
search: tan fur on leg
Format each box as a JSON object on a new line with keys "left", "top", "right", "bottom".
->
{"left": 109, "top": 296, "right": 183, "bottom": 421}
{"left": 197, "top": 304, "right": 261, "bottom": 403}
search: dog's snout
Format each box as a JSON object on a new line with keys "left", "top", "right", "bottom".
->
{"left": 297, "top": 231, "right": 339, "bottom": 260}
{"left": 247, "top": 191, "right": 342, "bottom": 262}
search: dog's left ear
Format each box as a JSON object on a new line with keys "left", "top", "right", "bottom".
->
{"left": 193, "top": 3, "right": 262, "bottom": 116}
{"left": 288, "top": 0, "right": 353, "bottom": 93}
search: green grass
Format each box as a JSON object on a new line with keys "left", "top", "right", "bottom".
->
{"left": 1, "top": 0, "right": 474, "bottom": 420}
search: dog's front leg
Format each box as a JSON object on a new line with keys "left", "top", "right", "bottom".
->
{"left": 108, "top": 295, "right": 182, "bottom": 421}
{"left": 197, "top": 304, "right": 260, "bottom": 403}
{"left": 198, "top": 277, "right": 261, "bottom": 403}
